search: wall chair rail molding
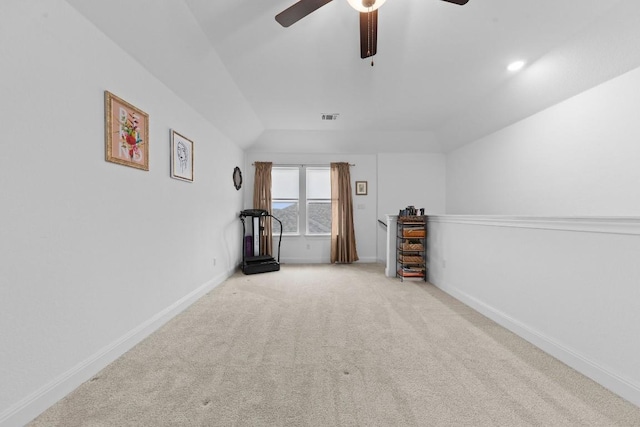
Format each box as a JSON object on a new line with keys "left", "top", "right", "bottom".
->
{"left": 427, "top": 214, "right": 640, "bottom": 406}
{"left": 428, "top": 215, "right": 640, "bottom": 236}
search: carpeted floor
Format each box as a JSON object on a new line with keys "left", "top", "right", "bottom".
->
{"left": 30, "top": 263, "right": 640, "bottom": 426}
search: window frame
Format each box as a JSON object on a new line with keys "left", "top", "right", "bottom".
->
{"left": 305, "top": 167, "right": 331, "bottom": 236}
{"left": 270, "top": 165, "right": 331, "bottom": 237}
{"left": 271, "top": 167, "right": 300, "bottom": 236}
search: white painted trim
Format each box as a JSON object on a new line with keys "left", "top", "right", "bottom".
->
{"left": 0, "top": 270, "right": 234, "bottom": 427}
{"left": 280, "top": 257, "right": 379, "bottom": 264}
{"left": 435, "top": 279, "right": 640, "bottom": 407}
{"left": 356, "top": 257, "right": 379, "bottom": 263}
{"left": 428, "top": 215, "right": 640, "bottom": 236}
{"left": 385, "top": 215, "right": 398, "bottom": 277}
{"left": 281, "top": 259, "right": 331, "bottom": 264}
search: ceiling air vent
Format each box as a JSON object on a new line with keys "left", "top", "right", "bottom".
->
{"left": 322, "top": 113, "right": 340, "bottom": 121}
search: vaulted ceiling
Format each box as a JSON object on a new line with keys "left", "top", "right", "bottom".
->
{"left": 66, "top": 0, "right": 640, "bottom": 153}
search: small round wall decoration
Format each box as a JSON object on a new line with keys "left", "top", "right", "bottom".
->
{"left": 233, "top": 166, "right": 243, "bottom": 190}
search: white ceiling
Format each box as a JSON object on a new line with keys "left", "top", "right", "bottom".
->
{"left": 66, "top": 0, "right": 640, "bottom": 153}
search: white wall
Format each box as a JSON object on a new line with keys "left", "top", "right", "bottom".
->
{"left": 432, "top": 65, "right": 640, "bottom": 406}
{"left": 243, "top": 152, "right": 447, "bottom": 264}
{"left": 377, "top": 153, "right": 446, "bottom": 262}
{"left": 63, "top": 0, "right": 264, "bottom": 149}
{"left": 428, "top": 217, "right": 640, "bottom": 406}
{"left": 378, "top": 152, "right": 446, "bottom": 216}
{"left": 446, "top": 65, "right": 640, "bottom": 215}
{"left": 0, "top": 2, "right": 243, "bottom": 425}
{"left": 251, "top": 130, "right": 441, "bottom": 154}
{"left": 244, "top": 152, "right": 378, "bottom": 263}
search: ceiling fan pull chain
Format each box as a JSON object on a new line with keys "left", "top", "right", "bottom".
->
{"left": 367, "top": 7, "right": 370, "bottom": 57}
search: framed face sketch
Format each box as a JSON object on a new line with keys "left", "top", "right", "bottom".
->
{"left": 355, "top": 181, "right": 367, "bottom": 195}
{"left": 104, "top": 91, "right": 149, "bottom": 170}
{"left": 170, "top": 130, "right": 194, "bottom": 182}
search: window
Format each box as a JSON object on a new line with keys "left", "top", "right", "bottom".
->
{"left": 306, "top": 167, "right": 331, "bottom": 235}
{"left": 271, "top": 167, "right": 299, "bottom": 235}
{"left": 271, "top": 166, "right": 331, "bottom": 236}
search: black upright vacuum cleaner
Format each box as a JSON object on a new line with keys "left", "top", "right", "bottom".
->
{"left": 239, "top": 209, "right": 283, "bottom": 274}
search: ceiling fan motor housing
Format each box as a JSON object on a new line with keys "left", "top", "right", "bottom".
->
{"left": 275, "top": 0, "right": 469, "bottom": 58}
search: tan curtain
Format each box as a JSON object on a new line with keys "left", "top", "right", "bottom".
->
{"left": 253, "top": 162, "right": 273, "bottom": 256}
{"left": 330, "top": 162, "right": 359, "bottom": 263}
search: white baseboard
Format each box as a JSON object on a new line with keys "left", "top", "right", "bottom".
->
{"left": 434, "top": 280, "right": 640, "bottom": 407}
{"left": 280, "top": 258, "right": 330, "bottom": 264}
{"left": 280, "top": 257, "right": 379, "bottom": 264}
{"left": 0, "top": 270, "right": 233, "bottom": 427}
{"left": 356, "top": 257, "right": 379, "bottom": 263}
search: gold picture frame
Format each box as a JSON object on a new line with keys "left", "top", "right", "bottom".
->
{"left": 105, "top": 91, "right": 149, "bottom": 170}
{"left": 355, "top": 181, "right": 367, "bottom": 195}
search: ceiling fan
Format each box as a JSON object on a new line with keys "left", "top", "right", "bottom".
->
{"left": 276, "top": 0, "right": 470, "bottom": 60}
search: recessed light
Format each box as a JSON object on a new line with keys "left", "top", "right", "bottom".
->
{"left": 507, "top": 60, "right": 525, "bottom": 72}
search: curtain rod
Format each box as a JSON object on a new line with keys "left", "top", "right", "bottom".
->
{"left": 252, "top": 163, "right": 355, "bottom": 167}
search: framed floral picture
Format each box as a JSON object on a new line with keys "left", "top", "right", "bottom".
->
{"left": 170, "top": 130, "right": 194, "bottom": 182}
{"left": 104, "top": 91, "right": 149, "bottom": 170}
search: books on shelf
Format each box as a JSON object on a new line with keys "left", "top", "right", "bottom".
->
{"left": 398, "top": 266, "right": 425, "bottom": 277}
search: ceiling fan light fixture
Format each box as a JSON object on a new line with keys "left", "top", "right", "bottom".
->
{"left": 347, "top": 0, "right": 387, "bottom": 13}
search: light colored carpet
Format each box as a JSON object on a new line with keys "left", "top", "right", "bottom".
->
{"left": 30, "top": 263, "right": 640, "bottom": 426}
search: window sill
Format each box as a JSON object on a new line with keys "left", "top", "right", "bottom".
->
{"left": 276, "top": 234, "right": 331, "bottom": 238}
